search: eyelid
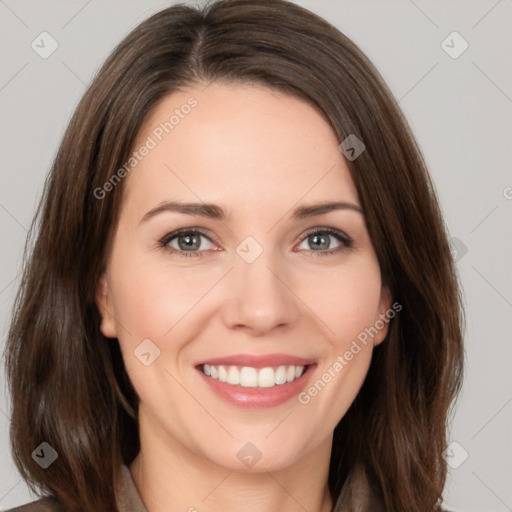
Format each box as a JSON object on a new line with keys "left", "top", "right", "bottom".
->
{"left": 159, "top": 227, "right": 220, "bottom": 247}
{"left": 297, "top": 226, "right": 351, "bottom": 244}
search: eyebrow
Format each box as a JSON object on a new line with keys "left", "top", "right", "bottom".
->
{"left": 140, "top": 200, "right": 363, "bottom": 223}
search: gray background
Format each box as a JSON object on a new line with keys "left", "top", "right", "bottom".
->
{"left": 1, "top": 0, "right": 511, "bottom": 510}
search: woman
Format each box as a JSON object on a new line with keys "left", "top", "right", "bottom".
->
{"left": 4, "top": 0, "right": 464, "bottom": 511}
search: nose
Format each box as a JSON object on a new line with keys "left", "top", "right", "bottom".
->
{"left": 220, "top": 249, "right": 300, "bottom": 336}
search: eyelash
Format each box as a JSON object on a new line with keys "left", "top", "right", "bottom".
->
{"left": 158, "top": 227, "right": 353, "bottom": 259}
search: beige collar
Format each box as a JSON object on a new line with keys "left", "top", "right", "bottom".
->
{"left": 332, "top": 462, "right": 385, "bottom": 512}
{"left": 117, "top": 465, "right": 148, "bottom": 512}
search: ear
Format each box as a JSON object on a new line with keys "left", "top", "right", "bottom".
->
{"left": 95, "top": 272, "right": 118, "bottom": 338}
{"left": 374, "top": 285, "right": 392, "bottom": 346}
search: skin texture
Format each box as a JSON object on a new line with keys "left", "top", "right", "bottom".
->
{"left": 96, "top": 82, "right": 391, "bottom": 512}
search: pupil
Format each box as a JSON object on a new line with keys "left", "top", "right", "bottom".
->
{"left": 311, "top": 234, "right": 329, "bottom": 250}
{"left": 179, "top": 234, "right": 199, "bottom": 250}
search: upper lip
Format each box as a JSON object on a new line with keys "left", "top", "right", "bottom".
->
{"left": 195, "top": 353, "right": 317, "bottom": 369}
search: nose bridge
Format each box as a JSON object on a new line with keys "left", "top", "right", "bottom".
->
{"left": 221, "top": 236, "right": 298, "bottom": 334}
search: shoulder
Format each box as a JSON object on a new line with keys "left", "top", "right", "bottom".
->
{"left": 4, "top": 464, "right": 139, "bottom": 512}
{"left": 4, "top": 497, "right": 65, "bottom": 512}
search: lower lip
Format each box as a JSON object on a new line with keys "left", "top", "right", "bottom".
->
{"left": 196, "top": 365, "right": 316, "bottom": 408}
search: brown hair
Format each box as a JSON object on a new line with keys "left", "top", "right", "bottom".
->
{"left": 4, "top": 1, "right": 464, "bottom": 510}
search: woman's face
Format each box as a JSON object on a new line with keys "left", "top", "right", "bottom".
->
{"left": 97, "top": 82, "right": 391, "bottom": 472}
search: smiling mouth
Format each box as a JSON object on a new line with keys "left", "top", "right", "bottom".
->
{"left": 198, "top": 363, "right": 308, "bottom": 388}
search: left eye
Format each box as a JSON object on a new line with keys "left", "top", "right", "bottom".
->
{"left": 296, "top": 229, "right": 352, "bottom": 255}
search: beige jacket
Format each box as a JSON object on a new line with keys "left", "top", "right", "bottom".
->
{"left": 6, "top": 462, "right": 385, "bottom": 511}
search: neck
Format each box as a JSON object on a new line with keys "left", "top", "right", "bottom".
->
{"left": 129, "top": 406, "right": 334, "bottom": 512}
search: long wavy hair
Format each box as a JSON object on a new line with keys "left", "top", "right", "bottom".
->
{"left": 4, "top": 1, "right": 464, "bottom": 510}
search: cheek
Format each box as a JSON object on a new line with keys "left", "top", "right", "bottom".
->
{"left": 296, "top": 258, "right": 383, "bottom": 346}
{"left": 109, "top": 243, "right": 219, "bottom": 341}
{"left": 297, "top": 263, "right": 381, "bottom": 421}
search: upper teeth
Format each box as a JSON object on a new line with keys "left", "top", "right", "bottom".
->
{"left": 202, "top": 364, "right": 306, "bottom": 388}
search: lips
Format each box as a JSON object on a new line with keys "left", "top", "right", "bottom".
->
{"left": 194, "top": 353, "right": 317, "bottom": 408}
{"left": 194, "top": 353, "right": 316, "bottom": 369}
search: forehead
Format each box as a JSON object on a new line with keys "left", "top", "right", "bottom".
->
{"left": 122, "top": 82, "right": 359, "bottom": 217}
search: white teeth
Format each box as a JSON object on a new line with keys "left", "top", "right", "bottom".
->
{"left": 275, "top": 366, "right": 287, "bottom": 385}
{"left": 218, "top": 365, "right": 228, "bottom": 383}
{"left": 240, "top": 367, "right": 258, "bottom": 387}
{"left": 257, "top": 367, "right": 275, "bottom": 388}
{"left": 227, "top": 366, "right": 240, "bottom": 385}
{"left": 201, "top": 364, "right": 306, "bottom": 388}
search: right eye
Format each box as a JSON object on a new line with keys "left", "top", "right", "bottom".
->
{"left": 159, "top": 228, "right": 219, "bottom": 258}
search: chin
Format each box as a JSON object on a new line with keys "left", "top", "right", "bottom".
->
{"left": 200, "top": 439, "right": 305, "bottom": 474}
